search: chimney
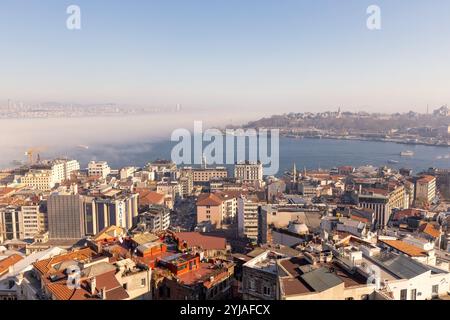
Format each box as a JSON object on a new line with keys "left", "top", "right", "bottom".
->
{"left": 90, "top": 277, "right": 97, "bottom": 295}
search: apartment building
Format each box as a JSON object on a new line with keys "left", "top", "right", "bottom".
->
{"left": 357, "top": 184, "right": 407, "bottom": 229}
{"left": 196, "top": 192, "right": 240, "bottom": 229}
{"left": 0, "top": 206, "right": 23, "bottom": 241}
{"left": 20, "top": 160, "right": 80, "bottom": 191}
{"left": 415, "top": 175, "right": 437, "bottom": 204}
{"left": 47, "top": 193, "right": 85, "bottom": 240}
{"left": 20, "top": 170, "right": 54, "bottom": 191}
{"left": 136, "top": 205, "right": 171, "bottom": 233}
{"left": 51, "top": 159, "right": 80, "bottom": 181}
{"left": 234, "top": 161, "right": 263, "bottom": 184}
{"left": 119, "top": 167, "right": 137, "bottom": 180}
{"left": 196, "top": 193, "right": 224, "bottom": 229}
{"left": 181, "top": 167, "right": 228, "bottom": 183}
{"left": 83, "top": 192, "right": 139, "bottom": 235}
{"left": 88, "top": 161, "right": 111, "bottom": 179}
{"left": 238, "top": 194, "right": 264, "bottom": 241}
{"left": 21, "top": 204, "right": 41, "bottom": 239}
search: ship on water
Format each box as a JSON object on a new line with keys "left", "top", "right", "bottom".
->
{"left": 388, "top": 159, "right": 399, "bottom": 164}
{"left": 400, "top": 150, "right": 414, "bottom": 157}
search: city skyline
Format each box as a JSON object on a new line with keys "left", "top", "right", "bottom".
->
{"left": 1, "top": 0, "right": 450, "bottom": 114}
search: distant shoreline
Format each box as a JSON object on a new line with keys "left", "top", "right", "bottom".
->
{"left": 281, "top": 133, "right": 450, "bottom": 148}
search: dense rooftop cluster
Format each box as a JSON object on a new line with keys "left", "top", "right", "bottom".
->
{"left": 1, "top": 157, "right": 450, "bottom": 300}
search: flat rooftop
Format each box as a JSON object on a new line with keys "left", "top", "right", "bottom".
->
{"left": 279, "top": 257, "right": 368, "bottom": 297}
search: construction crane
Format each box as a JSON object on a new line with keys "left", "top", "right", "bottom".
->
{"left": 25, "top": 147, "right": 47, "bottom": 165}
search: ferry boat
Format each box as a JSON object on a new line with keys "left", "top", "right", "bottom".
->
{"left": 400, "top": 150, "right": 414, "bottom": 157}
{"left": 387, "top": 160, "right": 399, "bottom": 164}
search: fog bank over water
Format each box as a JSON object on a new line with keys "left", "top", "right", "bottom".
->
{"left": 0, "top": 109, "right": 263, "bottom": 169}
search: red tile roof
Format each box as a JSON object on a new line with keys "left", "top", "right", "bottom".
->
{"left": 380, "top": 240, "right": 427, "bottom": 257}
{"left": 46, "top": 271, "right": 129, "bottom": 301}
{"left": 174, "top": 232, "right": 227, "bottom": 251}
{"left": 418, "top": 223, "right": 440, "bottom": 239}
{"left": 392, "top": 209, "right": 422, "bottom": 221}
{"left": 33, "top": 248, "right": 97, "bottom": 275}
{"left": 136, "top": 189, "right": 165, "bottom": 206}
{"left": 417, "top": 175, "right": 436, "bottom": 184}
{"left": 0, "top": 254, "right": 23, "bottom": 276}
{"left": 196, "top": 193, "right": 223, "bottom": 206}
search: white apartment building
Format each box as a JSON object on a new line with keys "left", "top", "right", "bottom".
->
{"left": 234, "top": 161, "right": 263, "bottom": 184}
{"left": 120, "top": 167, "right": 137, "bottom": 180}
{"left": 19, "top": 159, "right": 80, "bottom": 191}
{"left": 60, "top": 159, "right": 80, "bottom": 180}
{"left": 222, "top": 194, "right": 238, "bottom": 223}
{"left": 88, "top": 161, "right": 111, "bottom": 179}
{"left": 181, "top": 167, "right": 228, "bottom": 183}
{"left": 20, "top": 170, "right": 54, "bottom": 191}
{"left": 21, "top": 205, "right": 41, "bottom": 239}
{"left": 237, "top": 195, "right": 261, "bottom": 241}
{"left": 415, "top": 175, "right": 436, "bottom": 204}
{"left": 43, "top": 159, "right": 80, "bottom": 184}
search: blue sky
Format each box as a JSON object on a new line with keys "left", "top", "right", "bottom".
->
{"left": 1, "top": 0, "right": 450, "bottom": 114}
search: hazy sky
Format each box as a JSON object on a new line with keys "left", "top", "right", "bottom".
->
{"left": 1, "top": 0, "right": 450, "bottom": 113}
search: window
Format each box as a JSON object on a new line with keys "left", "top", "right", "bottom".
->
{"left": 263, "top": 286, "right": 271, "bottom": 296}
{"left": 400, "top": 289, "right": 407, "bottom": 300}
{"left": 123, "top": 283, "right": 128, "bottom": 290}
{"left": 345, "top": 297, "right": 354, "bottom": 300}
{"left": 410, "top": 289, "right": 417, "bottom": 301}
{"left": 432, "top": 285, "right": 439, "bottom": 297}
{"left": 141, "top": 278, "right": 146, "bottom": 287}
{"left": 248, "top": 279, "right": 256, "bottom": 291}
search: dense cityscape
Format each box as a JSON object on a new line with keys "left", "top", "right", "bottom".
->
{"left": 241, "top": 106, "right": 450, "bottom": 147}
{"left": 0, "top": 101, "right": 182, "bottom": 119}
{"left": 1, "top": 153, "right": 450, "bottom": 301}
{"left": 2, "top": 0, "right": 450, "bottom": 311}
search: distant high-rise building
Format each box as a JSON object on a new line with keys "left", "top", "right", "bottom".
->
{"left": 237, "top": 194, "right": 262, "bottom": 241}
{"left": 47, "top": 194, "right": 85, "bottom": 240}
{"left": 0, "top": 206, "right": 23, "bottom": 241}
{"left": 83, "top": 193, "right": 139, "bottom": 235}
